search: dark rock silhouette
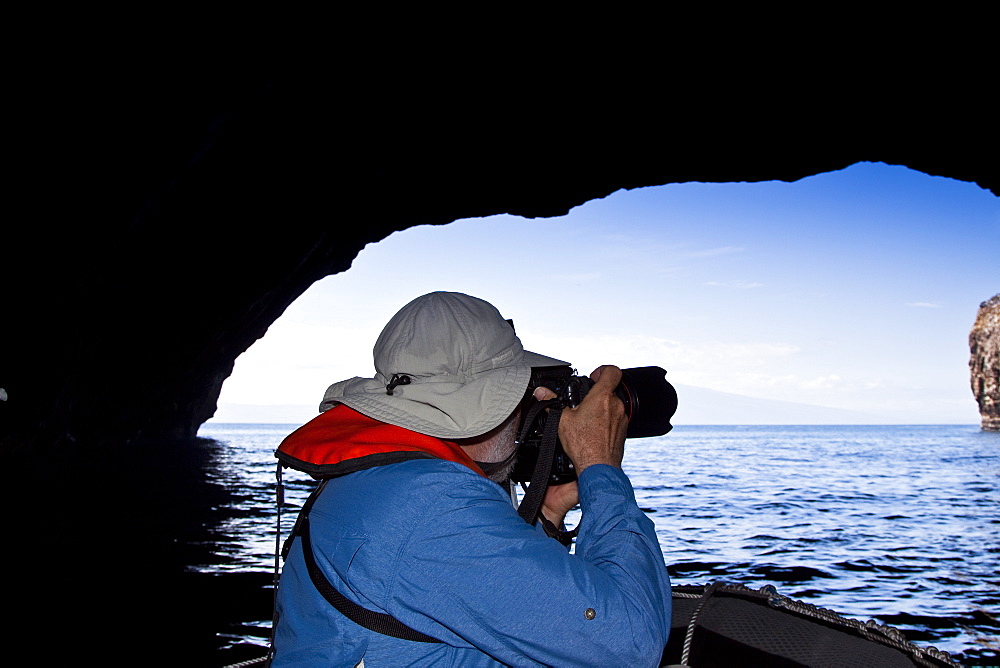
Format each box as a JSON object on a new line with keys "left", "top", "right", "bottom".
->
{"left": 970, "top": 295, "right": 1000, "bottom": 431}
{"left": 3, "top": 68, "right": 997, "bottom": 456}
{"left": 3, "top": 54, "right": 996, "bottom": 664}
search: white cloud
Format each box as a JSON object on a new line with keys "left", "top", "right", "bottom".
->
{"left": 527, "top": 333, "right": 801, "bottom": 389}
{"left": 552, "top": 272, "right": 602, "bottom": 283}
{"left": 217, "top": 321, "right": 381, "bottom": 405}
{"left": 686, "top": 246, "right": 744, "bottom": 257}
{"left": 802, "top": 374, "right": 842, "bottom": 389}
{"left": 705, "top": 280, "right": 764, "bottom": 289}
{"left": 907, "top": 302, "right": 943, "bottom": 308}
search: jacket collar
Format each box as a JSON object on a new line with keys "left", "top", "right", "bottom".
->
{"left": 275, "top": 405, "right": 486, "bottom": 479}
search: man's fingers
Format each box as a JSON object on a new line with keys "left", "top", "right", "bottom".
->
{"left": 589, "top": 365, "right": 623, "bottom": 392}
{"left": 534, "top": 366, "right": 621, "bottom": 403}
{"left": 534, "top": 386, "right": 557, "bottom": 401}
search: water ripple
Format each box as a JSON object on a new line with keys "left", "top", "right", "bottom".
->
{"left": 198, "top": 423, "right": 1000, "bottom": 664}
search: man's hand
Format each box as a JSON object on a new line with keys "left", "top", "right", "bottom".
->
{"left": 540, "top": 479, "right": 579, "bottom": 528}
{"left": 557, "top": 365, "right": 629, "bottom": 473}
{"left": 534, "top": 365, "right": 628, "bottom": 527}
{"left": 533, "top": 364, "right": 629, "bottom": 476}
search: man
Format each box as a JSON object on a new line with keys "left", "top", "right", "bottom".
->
{"left": 272, "top": 291, "right": 671, "bottom": 666}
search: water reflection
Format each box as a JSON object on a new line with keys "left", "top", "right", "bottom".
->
{"left": 197, "top": 423, "right": 1000, "bottom": 664}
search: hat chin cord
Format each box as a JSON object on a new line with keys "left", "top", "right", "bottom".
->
{"left": 385, "top": 373, "right": 411, "bottom": 395}
{"left": 473, "top": 446, "right": 519, "bottom": 478}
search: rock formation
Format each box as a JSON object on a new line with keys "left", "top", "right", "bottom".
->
{"left": 970, "top": 295, "right": 1000, "bottom": 431}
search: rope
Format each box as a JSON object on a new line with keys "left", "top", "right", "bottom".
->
{"left": 674, "top": 582, "right": 961, "bottom": 668}
{"left": 679, "top": 581, "right": 720, "bottom": 666}
{"left": 222, "top": 656, "right": 268, "bottom": 668}
{"left": 263, "top": 463, "right": 286, "bottom": 666}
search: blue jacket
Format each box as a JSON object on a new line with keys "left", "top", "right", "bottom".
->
{"left": 272, "top": 412, "right": 671, "bottom": 666}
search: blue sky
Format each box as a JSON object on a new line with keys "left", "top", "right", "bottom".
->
{"left": 211, "top": 162, "right": 998, "bottom": 425}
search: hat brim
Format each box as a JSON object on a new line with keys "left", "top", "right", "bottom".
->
{"left": 320, "top": 350, "right": 569, "bottom": 439}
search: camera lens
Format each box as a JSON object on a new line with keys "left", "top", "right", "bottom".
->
{"left": 618, "top": 367, "right": 677, "bottom": 438}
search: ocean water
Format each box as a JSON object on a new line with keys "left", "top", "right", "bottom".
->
{"left": 196, "top": 422, "right": 1000, "bottom": 665}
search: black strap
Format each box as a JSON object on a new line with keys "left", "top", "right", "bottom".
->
{"left": 516, "top": 399, "right": 562, "bottom": 525}
{"left": 292, "top": 482, "right": 442, "bottom": 643}
{"left": 540, "top": 515, "right": 579, "bottom": 546}
{"left": 281, "top": 478, "right": 328, "bottom": 561}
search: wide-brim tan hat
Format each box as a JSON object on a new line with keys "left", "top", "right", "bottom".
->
{"left": 319, "top": 291, "right": 568, "bottom": 439}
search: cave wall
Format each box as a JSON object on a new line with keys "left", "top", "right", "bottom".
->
{"left": 4, "top": 64, "right": 996, "bottom": 456}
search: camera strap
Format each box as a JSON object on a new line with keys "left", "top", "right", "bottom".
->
{"left": 515, "top": 398, "right": 563, "bottom": 526}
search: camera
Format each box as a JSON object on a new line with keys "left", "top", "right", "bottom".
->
{"left": 510, "top": 366, "right": 678, "bottom": 485}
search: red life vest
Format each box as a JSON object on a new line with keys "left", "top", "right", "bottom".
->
{"left": 275, "top": 405, "right": 487, "bottom": 479}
